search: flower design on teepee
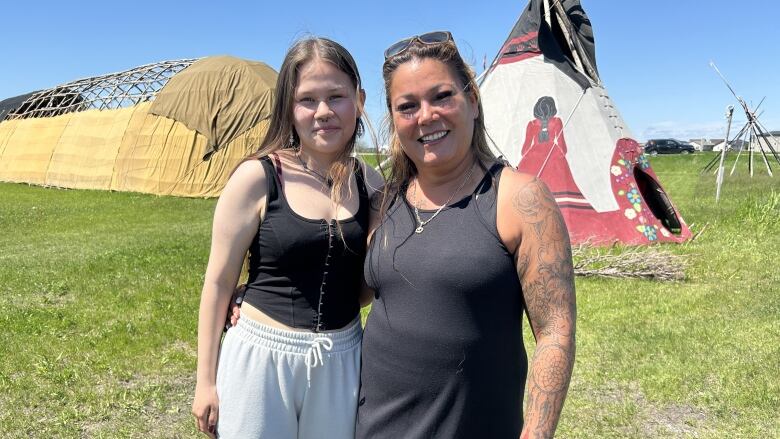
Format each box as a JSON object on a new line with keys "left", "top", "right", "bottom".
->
{"left": 636, "top": 225, "right": 658, "bottom": 241}
{"left": 626, "top": 188, "right": 642, "bottom": 206}
{"left": 638, "top": 154, "right": 650, "bottom": 170}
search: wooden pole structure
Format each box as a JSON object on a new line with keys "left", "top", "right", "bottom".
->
{"left": 716, "top": 106, "right": 733, "bottom": 202}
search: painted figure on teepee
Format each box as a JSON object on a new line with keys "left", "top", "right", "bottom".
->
{"left": 518, "top": 96, "right": 591, "bottom": 210}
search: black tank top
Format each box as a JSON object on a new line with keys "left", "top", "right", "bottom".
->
{"left": 357, "top": 163, "right": 527, "bottom": 438}
{"left": 243, "top": 156, "right": 369, "bottom": 331}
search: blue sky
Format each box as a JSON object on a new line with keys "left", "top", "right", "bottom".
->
{"left": 2, "top": 0, "right": 778, "bottom": 141}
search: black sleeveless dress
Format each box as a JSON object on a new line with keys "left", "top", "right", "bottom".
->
{"left": 357, "top": 164, "right": 527, "bottom": 438}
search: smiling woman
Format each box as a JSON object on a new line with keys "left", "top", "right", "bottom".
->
{"left": 357, "top": 31, "right": 577, "bottom": 439}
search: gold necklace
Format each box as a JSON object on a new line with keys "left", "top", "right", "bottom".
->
{"left": 411, "top": 162, "right": 476, "bottom": 234}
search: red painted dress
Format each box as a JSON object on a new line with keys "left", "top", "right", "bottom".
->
{"left": 517, "top": 117, "right": 590, "bottom": 209}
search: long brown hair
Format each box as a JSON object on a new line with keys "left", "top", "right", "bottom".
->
{"left": 378, "top": 36, "right": 497, "bottom": 213}
{"left": 244, "top": 37, "right": 365, "bottom": 202}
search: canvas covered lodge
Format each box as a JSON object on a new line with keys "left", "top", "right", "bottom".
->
{"left": 0, "top": 56, "right": 277, "bottom": 197}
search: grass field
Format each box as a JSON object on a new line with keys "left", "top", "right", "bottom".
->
{"left": 1, "top": 152, "right": 778, "bottom": 438}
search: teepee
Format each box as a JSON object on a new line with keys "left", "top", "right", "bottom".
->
{"left": 0, "top": 56, "right": 277, "bottom": 197}
{"left": 480, "top": 0, "right": 691, "bottom": 245}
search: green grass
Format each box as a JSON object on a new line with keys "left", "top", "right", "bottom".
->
{"left": 356, "top": 151, "right": 386, "bottom": 169}
{"left": 0, "top": 187, "right": 213, "bottom": 437}
{"left": 556, "top": 153, "right": 780, "bottom": 438}
{"left": 1, "top": 152, "right": 778, "bottom": 438}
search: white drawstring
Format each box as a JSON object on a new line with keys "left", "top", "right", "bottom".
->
{"left": 304, "top": 336, "right": 334, "bottom": 386}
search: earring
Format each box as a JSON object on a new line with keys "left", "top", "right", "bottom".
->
{"left": 355, "top": 119, "right": 364, "bottom": 138}
{"left": 288, "top": 132, "right": 295, "bottom": 147}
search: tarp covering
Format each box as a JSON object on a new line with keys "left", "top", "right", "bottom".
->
{"left": 111, "top": 102, "right": 271, "bottom": 197}
{"left": 149, "top": 55, "right": 276, "bottom": 159}
{"left": 0, "top": 119, "right": 19, "bottom": 158}
{"left": 0, "top": 114, "right": 71, "bottom": 185}
{"left": 46, "top": 106, "right": 136, "bottom": 190}
{"left": 0, "top": 92, "right": 37, "bottom": 121}
{"left": 0, "top": 56, "right": 277, "bottom": 197}
{"left": 481, "top": 0, "right": 691, "bottom": 245}
{"left": 0, "top": 102, "right": 272, "bottom": 197}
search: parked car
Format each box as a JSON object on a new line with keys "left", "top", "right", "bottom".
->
{"left": 644, "top": 139, "right": 695, "bottom": 155}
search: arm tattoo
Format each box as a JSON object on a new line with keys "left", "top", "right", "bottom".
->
{"left": 512, "top": 178, "right": 576, "bottom": 439}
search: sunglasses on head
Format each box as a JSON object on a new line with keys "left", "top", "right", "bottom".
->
{"left": 383, "top": 31, "right": 453, "bottom": 59}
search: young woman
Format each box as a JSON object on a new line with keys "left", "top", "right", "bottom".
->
{"left": 192, "top": 37, "right": 380, "bottom": 438}
{"left": 356, "top": 32, "right": 577, "bottom": 438}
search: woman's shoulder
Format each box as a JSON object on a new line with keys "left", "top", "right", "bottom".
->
{"left": 231, "top": 158, "right": 267, "bottom": 184}
{"left": 496, "top": 167, "right": 560, "bottom": 248}
{"left": 498, "top": 166, "right": 537, "bottom": 189}
{"left": 221, "top": 158, "right": 268, "bottom": 203}
{"left": 497, "top": 167, "right": 557, "bottom": 214}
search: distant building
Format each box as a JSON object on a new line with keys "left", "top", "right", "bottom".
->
{"left": 712, "top": 139, "right": 749, "bottom": 152}
{"left": 692, "top": 131, "right": 779, "bottom": 152}
{"left": 752, "top": 130, "right": 780, "bottom": 152}
{"left": 690, "top": 138, "right": 723, "bottom": 151}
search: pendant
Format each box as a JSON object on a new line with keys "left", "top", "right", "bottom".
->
{"left": 415, "top": 225, "right": 424, "bottom": 234}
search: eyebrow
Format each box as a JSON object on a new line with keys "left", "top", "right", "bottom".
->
{"left": 392, "top": 82, "right": 458, "bottom": 102}
{"left": 296, "top": 84, "right": 349, "bottom": 94}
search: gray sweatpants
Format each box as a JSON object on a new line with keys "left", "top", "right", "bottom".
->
{"left": 216, "top": 316, "right": 362, "bottom": 439}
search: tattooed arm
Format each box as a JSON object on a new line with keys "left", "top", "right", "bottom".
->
{"left": 497, "top": 169, "right": 576, "bottom": 439}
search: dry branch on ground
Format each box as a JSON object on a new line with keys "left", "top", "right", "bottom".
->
{"left": 572, "top": 243, "right": 687, "bottom": 281}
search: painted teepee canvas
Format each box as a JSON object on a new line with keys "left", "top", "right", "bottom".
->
{"left": 480, "top": 0, "right": 691, "bottom": 245}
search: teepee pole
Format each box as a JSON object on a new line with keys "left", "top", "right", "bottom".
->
{"left": 753, "top": 124, "right": 774, "bottom": 177}
{"left": 543, "top": 0, "right": 552, "bottom": 29}
{"left": 704, "top": 122, "right": 748, "bottom": 174}
{"left": 715, "top": 106, "right": 733, "bottom": 202}
{"left": 710, "top": 60, "right": 777, "bottom": 179}
{"left": 550, "top": 1, "right": 585, "bottom": 74}
{"left": 749, "top": 129, "right": 755, "bottom": 177}
{"left": 550, "top": 0, "right": 599, "bottom": 82}
{"left": 753, "top": 118, "right": 780, "bottom": 167}
{"left": 730, "top": 126, "right": 748, "bottom": 176}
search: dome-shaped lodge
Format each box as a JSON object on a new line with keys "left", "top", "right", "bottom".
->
{"left": 0, "top": 56, "right": 277, "bottom": 197}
